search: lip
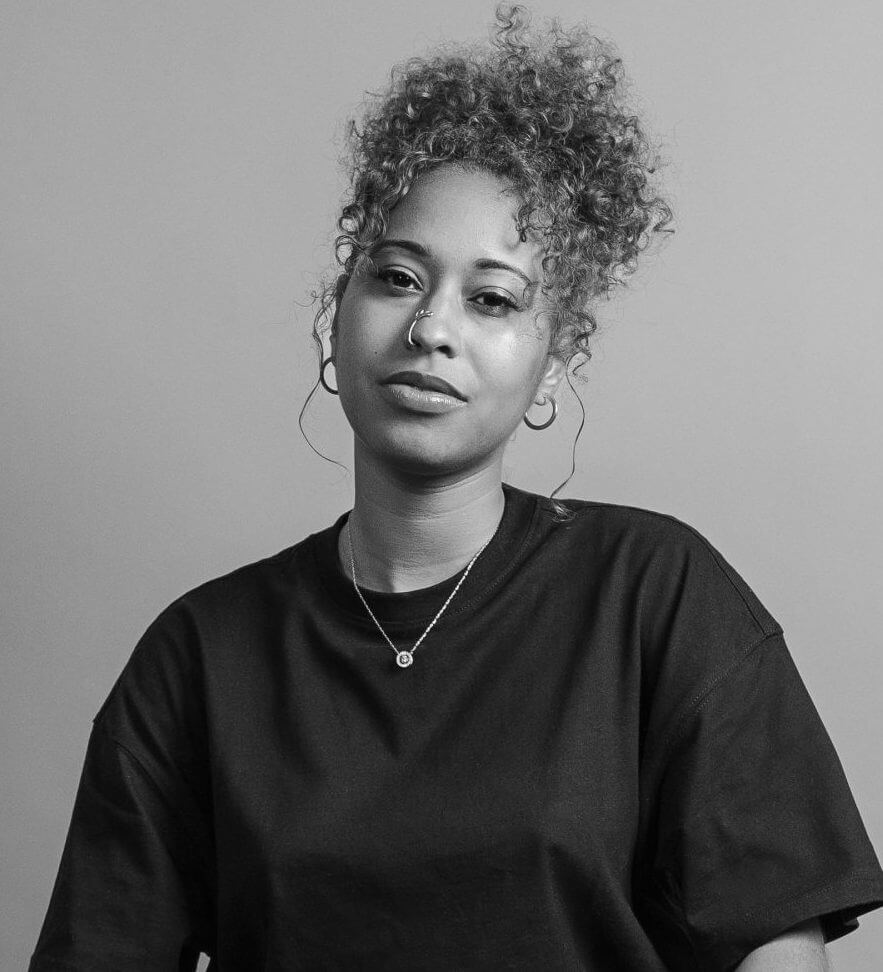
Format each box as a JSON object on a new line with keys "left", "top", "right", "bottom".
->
{"left": 381, "top": 371, "right": 467, "bottom": 401}
{"left": 378, "top": 371, "right": 467, "bottom": 415}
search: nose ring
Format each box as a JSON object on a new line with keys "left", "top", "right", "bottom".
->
{"left": 406, "top": 307, "right": 433, "bottom": 347}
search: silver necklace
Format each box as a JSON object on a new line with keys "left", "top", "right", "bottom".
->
{"left": 346, "top": 522, "right": 492, "bottom": 669}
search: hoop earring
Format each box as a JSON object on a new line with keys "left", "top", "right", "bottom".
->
{"left": 319, "top": 357, "right": 338, "bottom": 395}
{"left": 406, "top": 307, "right": 433, "bottom": 347}
{"left": 523, "top": 396, "right": 557, "bottom": 430}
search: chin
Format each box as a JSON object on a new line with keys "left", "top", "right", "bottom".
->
{"left": 359, "top": 427, "right": 502, "bottom": 479}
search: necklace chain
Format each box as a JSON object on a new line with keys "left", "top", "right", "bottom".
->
{"left": 346, "top": 522, "right": 492, "bottom": 669}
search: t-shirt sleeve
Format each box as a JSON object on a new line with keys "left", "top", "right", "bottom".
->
{"left": 640, "top": 631, "right": 883, "bottom": 971}
{"left": 30, "top": 605, "right": 215, "bottom": 971}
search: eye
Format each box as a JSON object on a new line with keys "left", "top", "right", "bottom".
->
{"left": 376, "top": 266, "right": 421, "bottom": 292}
{"left": 472, "top": 290, "right": 520, "bottom": 316}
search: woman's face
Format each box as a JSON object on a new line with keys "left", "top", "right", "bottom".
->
{"left": 332, "top": 164, "right": 564, "bottom": 478}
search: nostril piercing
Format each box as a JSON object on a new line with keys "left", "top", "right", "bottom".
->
{"left": 406, "top": 307, "right": 433, "bottom": 347}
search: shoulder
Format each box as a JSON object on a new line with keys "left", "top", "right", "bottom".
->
{"left": 93, "top": 526, "right": 331, "bottom": 733}
{"left": 533, "top": 488, "right": 719, "bottom": 549}
{"left": 173, "top": 538, "right": 304, "bottom": 616}
{"left": 149, "top": 518, "right": 337, "bottom": 636}
{"left": 542, "top": 490, "right": 751, "bottom": 562}
{"left": 532, "top": 495, "right": 795, "bottom": 774}
{"left": 533, "top": 491, "right": 778, "bottom": 633}
{"left": 521, "top": 491, "right": 784, "bottom": 706}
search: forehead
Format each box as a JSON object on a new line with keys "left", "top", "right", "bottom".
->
{"left": 385, "top": 165, "right": 542, "bottom": 271}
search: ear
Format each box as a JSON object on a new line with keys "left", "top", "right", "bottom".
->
{"left": 533, "top": 353, "right": 566, "bottom": 405}
{"left": 329, "top": 273, "right": 349, "bottom": 358}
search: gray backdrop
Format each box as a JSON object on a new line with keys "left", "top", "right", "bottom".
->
{"left": 3, "top": 0, "right": 882, "bottom": 967}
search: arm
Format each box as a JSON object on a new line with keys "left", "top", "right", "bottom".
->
{"left": 30, "top": 725, "right": 213, "bottom": 970}
{"left": 734, "top": 919, "right": 829, "bottom": 971}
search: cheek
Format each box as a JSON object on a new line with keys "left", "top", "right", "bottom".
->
{"left": 336, "top": 283, "right": 402, "bottom": 353}
{"left": 334, "top": 304, "right": 378, "bottom": 368}
{"left": 478, "top": 332, "right": 550, "bottom": 400}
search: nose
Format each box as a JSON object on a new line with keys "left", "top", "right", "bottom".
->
{"left": 405, "top": 301, "right": 461, "bottom": 357}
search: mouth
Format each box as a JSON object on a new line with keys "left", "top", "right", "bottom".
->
{"left": 381, "top": 371, "right": 467, "bottom": 401}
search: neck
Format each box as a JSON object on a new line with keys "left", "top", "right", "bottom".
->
{"left": 340, "top": 448, "right": 506, "bottom": 593}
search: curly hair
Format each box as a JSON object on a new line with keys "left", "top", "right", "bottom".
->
{"left": 311, "top": 2, "right": 671, "bottom": 368}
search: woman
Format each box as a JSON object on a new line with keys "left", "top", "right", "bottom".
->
{"left": 30, "top": 5, "right": 883, "bottom": 970}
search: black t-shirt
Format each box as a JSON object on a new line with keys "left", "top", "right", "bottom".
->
{"left": 31, "top": 485, "right": 883, "bottom": 971}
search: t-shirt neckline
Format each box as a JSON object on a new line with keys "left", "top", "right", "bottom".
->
{"left": 309, "top": 482, "right": 542, "bottom": 633}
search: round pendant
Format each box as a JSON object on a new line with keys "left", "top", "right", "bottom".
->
{"left": 396, "top": 650, "right": 414, "bottom": 668}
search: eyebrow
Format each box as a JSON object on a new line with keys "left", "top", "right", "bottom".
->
{"left": 369, "top": 238, "right": 536, "bottom": 290}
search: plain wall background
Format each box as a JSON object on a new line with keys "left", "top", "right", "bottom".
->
{"left": 3, "top": 0, "right": 882, "bottom": 966}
